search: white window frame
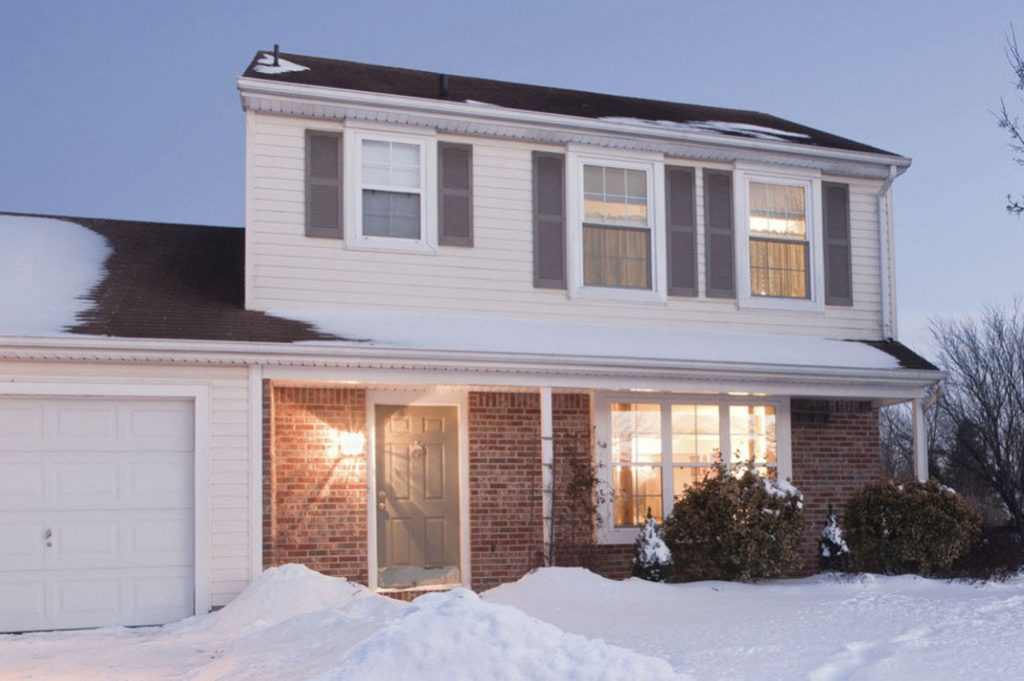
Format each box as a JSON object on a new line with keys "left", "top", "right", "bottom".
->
{"left": 594, "top": 391, "right": 792, "bottom": 545}
{"left": 566, "top": 147, "right": 667, "bottom": 302}
{"left": 734, "top": 164, "right": 824, "bottom": 312}
{"left": 343, "top": 125, "right": 438, "bottom": 253}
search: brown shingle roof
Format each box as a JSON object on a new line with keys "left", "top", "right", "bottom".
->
{"left": 1, "top": 211, "right": 338, "bottom": 343}
{"left": 241, "top": 51, "right": 897, "bottom": 157}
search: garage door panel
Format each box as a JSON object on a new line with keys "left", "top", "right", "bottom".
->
{"left": 127, "top": 457, "right": 192, "bottom": 506}
{"left": 0, "top": 461, "right": 45, "bottom": 498}
{"left": 0, "top": 520, "right": 48, "bottom": 568}
{"left": 0, "top": 396, "right": 196, "bottom": 632}
{"left": 0, "top": 580, "right": 47, "bottom": 631}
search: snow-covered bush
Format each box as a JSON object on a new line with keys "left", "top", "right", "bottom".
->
{"left": 844, "top": 479, "right": 981, "bottom": 576}
{"left": 818, "top": 504, "right": 851, "bottom": 572}
{"left": 632, "top": 510, "right": 671, "bottom": 582}
{"left": 661, "top": 463, "right": 805, "bottom": 582}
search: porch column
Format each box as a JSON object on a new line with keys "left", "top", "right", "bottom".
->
{"left": 540, "top": 387, "right": 554, "bottom": 566}
{"left": 912, "top": 397, "right": 928, "bottom": 482}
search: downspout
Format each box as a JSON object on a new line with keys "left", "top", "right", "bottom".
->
{"left": 540, "top": 387, "right": 554, "bottom": 566}
{"left": 877, "top": 164, "right": 899, "bottom": 340}
{"left": 912, "top": 379, "right": 945, "bottom": 482}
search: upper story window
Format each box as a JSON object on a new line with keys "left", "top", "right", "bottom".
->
{"left": 736, "top": 167, "right": 824, "bottom": 311}
{"left": 748, "top": 181, "right": 809, "bottom": 299}
{"left": 566, "top": 151, "right": 663, "bottom": 301}
{"left": 343, "top": 127, "right": 438, "bottom": 252}
{"left": 361, "top": 140, "right": 423, "bottom": 240}
{"left": 582, "top": 165, "right": 652, "bottom": 289}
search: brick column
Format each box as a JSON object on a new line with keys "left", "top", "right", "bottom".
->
{"left": 790, "top": 399, "right": 883, "bottom": 571}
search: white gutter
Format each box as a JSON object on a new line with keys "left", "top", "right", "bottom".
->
{"left": 0, "top": 333, "right": 940, "bottom": 383}
{"left": 877, "top": 164, "right": 901, "bottom": 339}
{"left": 236, "top": 77, "right": 912, "bottom": 174}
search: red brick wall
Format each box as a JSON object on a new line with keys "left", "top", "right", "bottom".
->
{"left": 551, "top": 393, "right": 632, "bottom": 579}
{"left": 264, "top": 385, "right": 368, "bottom": 584}
{"left": 791, "top": 399, "right": 883, "bottom": 571}
{"left": 467, "top": 392, "right": 544, "bottom": 591}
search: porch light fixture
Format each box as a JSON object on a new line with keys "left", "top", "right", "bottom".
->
{"left": 334, "top": 430, "right": 367, "bottom": 457}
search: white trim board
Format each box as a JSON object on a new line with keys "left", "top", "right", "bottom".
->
{"left": 0, "top": 381, "right": 212, "bottom": 617}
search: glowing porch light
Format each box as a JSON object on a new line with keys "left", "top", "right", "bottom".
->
{"left": 334, "top": 430, "right": 366, "bottom": 457}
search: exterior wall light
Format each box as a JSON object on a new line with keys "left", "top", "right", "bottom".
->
{"left": 335, "top": 430, "right": 367, "bottom": 457}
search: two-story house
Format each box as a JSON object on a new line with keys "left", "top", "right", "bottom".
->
{"left": 0, "top": 48, "right": 941, "bottom": 633}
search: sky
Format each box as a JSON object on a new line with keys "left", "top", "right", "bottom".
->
{"left": 1, "top": 0, "right": 1022, "bottom": 354}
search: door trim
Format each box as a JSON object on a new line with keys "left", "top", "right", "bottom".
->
{"left": 0, "top": 381, "right": 211, "bottom": 618}
{"left": 366, "top": 389, "right": 470, "bottom": 591}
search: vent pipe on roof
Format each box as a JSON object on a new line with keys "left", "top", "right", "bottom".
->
{"left": 272, "top": 44, "right": 280, "bottom": 67}
{"left": 438, "top": 73, "right": 449, "bottom": 98}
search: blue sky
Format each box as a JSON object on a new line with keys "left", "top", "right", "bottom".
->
{"left": 2, "top": 0, "right": 1021, "bottom": 353}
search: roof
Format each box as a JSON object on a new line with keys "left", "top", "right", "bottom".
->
{"left": 0, "top": 211, "right": 937, "bottom": 373}
{"left": 0, "top": 211, "right": 336, "bottom": 343}
{"left": 241, "top": 51, "right": 896, "bottom": 156}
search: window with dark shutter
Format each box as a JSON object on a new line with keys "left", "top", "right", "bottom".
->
{"left": 305, "top": 130, "right": 344, "bottom": 239}
{"left": 533, "top": 152, "right": 567, "bottom": 289}
{"left": 703, "top": 169, "right": 735, "bottom": 298}
{"left": 438, "top": 142, "right": 473, "bottom": 247}
{"left": 666, "top": 166, "right": 697, "bottom": 296}
{"left": 823, "top": 181, "right": 853, "bottom": 306}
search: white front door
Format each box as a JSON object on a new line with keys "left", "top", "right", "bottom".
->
{"left": 0, "top": 396, "right": 195, "bottom": 632}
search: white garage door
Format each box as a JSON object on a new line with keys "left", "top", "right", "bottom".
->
{"left": 0, "top": 396, "right": 195, "bottom": 633}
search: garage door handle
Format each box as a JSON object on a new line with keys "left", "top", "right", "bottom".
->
{"left": 43, "top": 528, "right": 52, "bottom": 540}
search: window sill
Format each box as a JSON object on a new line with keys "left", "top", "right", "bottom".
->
{"left": 738, "top": 295, "right": 824, "bottom": 313}
{"left": 570, "top": 286, "right": 667, "bottom": 304}
{"left": 597, "top": 526, "right": 642, "bottom": 545}
{"left": 345, "top": 235, "right": 437, "bottom": 254}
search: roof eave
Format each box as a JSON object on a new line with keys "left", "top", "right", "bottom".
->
{"left": 236, "top": 77, "right": 912, "bottom": 176}
{"left": 0, "top": 333, "right": 942, "bottom": 399}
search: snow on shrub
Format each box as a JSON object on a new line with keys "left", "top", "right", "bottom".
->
{"left": 632, "top": 510, "right": 672, "bottom": 582}
{"left": 818, "top": 504, "right": 851, "bottom": 572}
{"left": 661, "top": 463, "right": 804, "bottom": 582}
{"left": 843, "top": 479, "right": 982, "bottom": 576}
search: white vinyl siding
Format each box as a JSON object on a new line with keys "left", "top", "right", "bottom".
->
{"left": 0, "top": 362, "right": 253, "bottom": 608}
{"left": 246, "top": 112, "right": 886, "bottom": 339}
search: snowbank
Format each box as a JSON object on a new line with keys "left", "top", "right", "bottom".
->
{"left": 325, "top": 588, "right": 682, "bottom": 681}
{"left": 0, "top": 565, "right": 680, "bottom": 680}
{"left": 0, "top": 215, "right": 110, "bottom": 335}
{"left": 171, "top": 563, "right": 380, "bottom": 635}
{"left": 485, "top": 567, "right": 1024, "bottom": 681}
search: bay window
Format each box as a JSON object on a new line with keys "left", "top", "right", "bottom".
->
{"left": 597, "top": 395, "right": 789, "bottom": 541}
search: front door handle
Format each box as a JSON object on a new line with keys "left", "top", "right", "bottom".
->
{"left": 377, "top": 501, "right": 387, "bottom": 511}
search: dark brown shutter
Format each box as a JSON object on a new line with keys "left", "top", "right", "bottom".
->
{"left": 438, "top": 142, "right": 473, "bottom": 247}
{"left": 533, "top": 151, "right": 566, "bottom": 289}
{"left": 703, "top": 169, "right": 735, "bottom": 298}
{"left": 823, "top": 181, "right": 853, "bottom": 306}
{"left": 305, "top": 130, "right": 343, "bottom": 239}
{"left": 666, "top": 166, "right": 697, "bottom": 296}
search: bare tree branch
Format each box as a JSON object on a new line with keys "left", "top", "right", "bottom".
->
{"left": 997, "top": 25, "right": 1024, "bottom": 216}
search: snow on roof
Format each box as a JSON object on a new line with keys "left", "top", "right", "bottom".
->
{"left": 253, "top": 52, "right": 309, "bottom": 75}
{"left": 273, "top": 307, "right": 902, "bottom": 371}
{"left": 600, "top": 117, "right": 812, "bottom": 142}
{"left": 0, "top": 215, "right": 110, "bottom": 335}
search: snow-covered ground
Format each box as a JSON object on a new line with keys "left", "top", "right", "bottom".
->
{"left": 1, "top": 565, "right": 1022, "bottom": 681}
